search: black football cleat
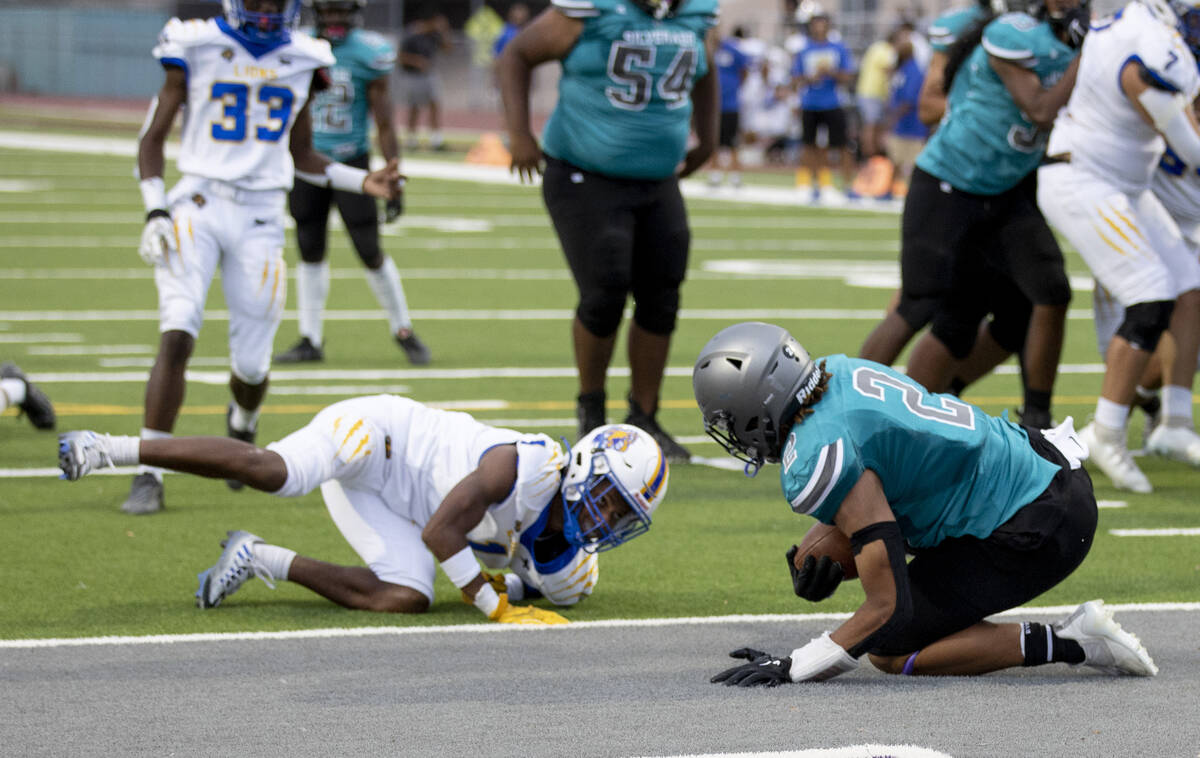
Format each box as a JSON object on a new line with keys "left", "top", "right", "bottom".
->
{"left": 624, "top": 396, "right": 692, "bottom": 463}
{"left": 274, "top": 336, "right": 323, "bottom": 364}
{"left": 576, "top": 390, "right": 606, "bottom": 442}
{"left": 396, "top": 329, "right": 432, "bottom": 366}
{"left": 1, "top": 362, "right": 56, "bottom": 430}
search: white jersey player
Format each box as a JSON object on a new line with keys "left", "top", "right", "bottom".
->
{"left": 1037, "top": 0, "right": 1200, "bottom": 492}
{"left": 127, "top": 0, "right": 401, "bottom": 516}
{"left": 57, "top": 399, "right": 669, "bottom": 626}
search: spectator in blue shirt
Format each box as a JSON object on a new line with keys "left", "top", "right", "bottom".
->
{"left": 790, "top": 5, "right": 855, "bottom": 199}
{"left": 885, "top": 31, "right": 928, "bottom": 195}
{"left": 708, "top": 27, "right": 753, "bottom": 188}
{"left": 492, "top": 3, "right": 530, "bottom": 59}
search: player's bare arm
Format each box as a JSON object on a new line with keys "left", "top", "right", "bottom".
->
{"left": 917, "top": 50, "right": 949, "bottom": 126}
{"left": 137, "top": 66, "right": 187, "bottom": 181}
{"left": 497, "top": 8, "right": 583, "bottom": 183}
{"left": 1121, "top": 59, "right": 1200, "bottom": 164}
{"left": 678, "top": 28, "right": 720, "bottom": 178}
{"left": 989, "top": 54, "right": 1079, "bottom": 129}
{"left": 368, "top": 74, "right": 405, "bottom": 221}
{"left": 291, "top": 98, "right": 401, "bottom": 199}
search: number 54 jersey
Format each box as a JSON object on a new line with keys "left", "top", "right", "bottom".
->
{"left": 779, "top": 355, "right": 1059, "bottom": 548}
{"left": 153, "top": 17, "right": 335, "bottom": 191}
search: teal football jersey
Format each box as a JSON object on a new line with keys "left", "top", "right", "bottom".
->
{"left": 309, "top": 29, "right": 395, "bottom": 160}
{"left": 928, "top": 5, "right": 989, "bottom": 53}
{"left": 541, "top": 0, "right": 719, "bottom": 180}
{"left": 916, "top": 12, "right": 1076, "bottom": 194}
{"left": 779, "top": 355, "right": 1059, "bottom": 549}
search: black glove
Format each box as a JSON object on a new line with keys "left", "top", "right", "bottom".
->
{"left": 711, "top": 647, "right": 793, "bottom": 687}
{"left": 786, "top": 545, "right": 844, "bottom": 602}
{"left": 385, "top": 194, "right": 404, "bottom": 223}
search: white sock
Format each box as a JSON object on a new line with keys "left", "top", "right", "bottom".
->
{"left": 1161, "top": 384, "right": 1194, "bottom": 426}
{"left": 229, "top": 403, "right": 260, "bottom": 433}
{"left": 139, "top": 427, "right": 172, "bottom": 479}
{"left": 0, "top": 378, "right": 25, "bottom": 409}
{"left": 253, "top": 543, "right": 297, "bottom": 582}
{"left": 109, "top": 435, "right": 142, "bottom": 466}
{"left": 296, "top": 261, "right": 330, "bottom": 347}
{"left": 1094, "top": 398, "right": 1131, "bottom": 433}
{"left": 365, "top": 256, "right": 412, "bottom": 335}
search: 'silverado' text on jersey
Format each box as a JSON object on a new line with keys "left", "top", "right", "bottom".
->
{"left": 779, "top": 355, "right": 1059, "bottom": 548}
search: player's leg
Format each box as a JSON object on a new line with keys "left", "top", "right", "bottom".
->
{"left": 911, "top": 243, "right": 995, "bottom": 392}
{"left": 543, "top": 157, "right": 636, "bottom": 440}
{"left": 858, "top": 290, "right": 918, "bottom": 365}
{"left": 797, "top": 110, "right": 821, "bottom": 193}
{"left": 277, "top": 174, "right": 333, "bottom": 362}
{"left": 825, "top": 108, "right": 855, "bottom": 192}
{"left": 334, "top": 158, "right": 431, "bottom": 364}
{"left": 627, "top": 175, "right": 692, "bottom": 461}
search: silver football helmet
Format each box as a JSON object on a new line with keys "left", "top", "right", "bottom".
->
{"left": 692, "top": 322, "right": 817, "bottom": 476}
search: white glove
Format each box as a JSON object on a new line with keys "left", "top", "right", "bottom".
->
{"left": 788, "top": 631, "right": 859, "bottom": 682}
{"left": 139, "top": 212, "right": 177, "bottom": 266}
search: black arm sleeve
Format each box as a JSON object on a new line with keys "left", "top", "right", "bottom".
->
{"left": 846, "top": 521, "right": 914, "bottom": 658}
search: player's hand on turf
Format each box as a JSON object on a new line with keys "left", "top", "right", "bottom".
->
{"left": 509, "top": 132, "right": 543, "bottom": 184}
{"left": 138, "top": 211, "right": 177, "bottom": 267}
{"left": 364, "top": 158, "right": 404, "bottom": 200}
{"left": 384, "top": 192, "right": 404, "bottom": 223}
{"left": 489, "top": 593, "right": 568, "bottom": 625}
{"left": 711, "top": 648, "right": 793, "bottom": 687}
{"left": 787, "top": 546, "right": 844, "bottom": 602}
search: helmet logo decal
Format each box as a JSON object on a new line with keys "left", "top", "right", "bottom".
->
{"left": 592, "top": 426, "right": 639, "bottom": 452}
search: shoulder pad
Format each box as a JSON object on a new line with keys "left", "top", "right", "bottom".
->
{"left": 288, "top": 34, "right": 337, "bottom": 68}
{"left": 355, "top": 30, "right": 397, "bottom": 71}
{"left": 1134, "top": 35, "right": 1200, "bottom": 97}
{"left": 783, "top": 435, "right": 846, "bottom": 516}
{"left": 514, "top": 434, "right": 568, "bottom": 521}
{"left": 928, "top": 7, "right": 982, "bottom": 50}
{"left": 552, "top": 0, "right": 602, "bottom": 19}
{"left": 158, "top": 17, "right": 224, "bottom": 48}
{"left": 981, "top": 13, "right": 1042, "bottom": 61}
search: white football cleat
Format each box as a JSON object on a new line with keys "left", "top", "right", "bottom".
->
{"left": 1145, "top": 424, "right": 1200, "bottom": 467}
{"left": 1054, "top": 599, "right": 1158, "bottom": 677}
{"left": 1079, "top": 423, "right": 1152, "bottom": 493}
{"left": 58, "top": 430, "right": 116, "bottom": 481}
{"left": 195, "top": 530, "right": 275, "bottom": 609}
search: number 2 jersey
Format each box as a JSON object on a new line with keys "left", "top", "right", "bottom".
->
{"left": 916, "top": 12, "right": 1076, "bottom": 195}
{"left": 153, "top": 17, "right": 335, "bottom": 191}
{"left": 541, "top": 0, "right": 718, "bottom": 180}
{"left": 779, "top": 355, "right": 1058, "bottom": 549}
{"left": 307, "top": 27, "right": 395, "bottom": 161}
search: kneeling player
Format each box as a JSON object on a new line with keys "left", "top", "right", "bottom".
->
{"left": 58, "top": 397, "right": 668, "bottom": 625}
{"left": 693, "top": 322, "right": 1156, "bottom": 684}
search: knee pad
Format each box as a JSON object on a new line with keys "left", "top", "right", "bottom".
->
{"left": 577, "top": 287, "right": 627, "bottom": 337}
{"left": 231, "top": 352, "right": 270, "bottom": 386}
{"left": 345, "top": 222, "right": 382, "bottom": 267}
{"left": 294, "top": 219, "right": 328, "bottom": 263}
{"left": 930, "top": 312, "right": 981, "bottom": 361}
{"left": 632, "top": 286, "right": 681, "bottom": 335}
{"left": 987, "top": 305, "right": 1032, "bottom": 355}
{"left": 1116, "top": 300, "right": 1174, "bottom": 352}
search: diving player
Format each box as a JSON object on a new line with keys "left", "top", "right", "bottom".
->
{"left": 497, "top": 0, "right": 720, "bottom": 462}
{"left": 59, "top": 405, "right": 668, "bottom": 624}
{"left": 693, "top": 322, "right": 1157, "bottom": 683}
{"left": 1038, "top": 0, "right": 1200, "bottom": 492}
{"left": 128, "top": 0, "right": 402, "bottom": 514}
{"left": 275, "top": 0, "right": 432, "bottom": 367}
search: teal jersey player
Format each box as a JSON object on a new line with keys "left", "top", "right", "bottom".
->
{"left": 916, "top": 12, "right": 1076, "bottom": 194}
{"left": 541, "top": 0, "right": 719, "bottom": 179}
{"left": 309, "top": 28, "right": 396, "bottom": 160}
{"left": 927, "top": 5, "right": 989, "bottom": 53}
{"left": 779, "top": 355, "right": 1058, "bottom": 548}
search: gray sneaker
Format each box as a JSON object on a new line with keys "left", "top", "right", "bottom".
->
{"left": 195, "top": 530, "right": 274, "bottom": 609}
{"left": 121, "top": 472, "right": 163, "bottom": 515}
{"left": 1054, "top": 599, "right": 1158, "bottom": 676}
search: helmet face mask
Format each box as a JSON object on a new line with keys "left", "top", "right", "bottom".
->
{"left": 309, "top": 0, "right": 365, "bottom": 44}
{"left": 224, "top": 0, "right": 301, "bottom": 44}
{"left": 630, "top": 0, "right": 683, "bottom": 20}
{"left": 692, "top": 322, "right": 817, "bottom": 476}
{"left": 560, "top": 425, "right": 668, "bottom": 553}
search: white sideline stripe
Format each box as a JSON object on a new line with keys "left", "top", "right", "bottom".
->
{"left": 0, "top": 308, "right": 1104, "bottom": 322}
{"left": 1096, "top": 500, "right": 1128, "bottom": 509}
{"left": 0, "top": 130, "right": 904, "bottom": 213}
{"left": 1110, "top": 528, "right": 1200, "bottom": 536}
{"left": 267, "top": 384, "right": 413, "bottom": 396}
{"left": 27, "top": 344, "right": 153, "bottom": 356}
{"left": 3, "top": 602, "right": 1197, "bottom": 649}
{"left": 636, "top": 748, "right": 953, "bottom": 758}
{"left": 0, "top": 333, "right": 82, "bottom": 343}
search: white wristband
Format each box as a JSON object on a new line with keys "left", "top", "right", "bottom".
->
{"left": 788, "top": 631, "right": 859, "bottom": 682}
{"left": 139, "top": 177, "right": 167, "bottom": 212}
{"left": 326, "top": 161, "right": 369, "bottom": 193}
{"left": 472, "top": 583, "right": 502, "bottom": 617}
{"left": 439, "top": 546, "right": 480, "bottom": 589}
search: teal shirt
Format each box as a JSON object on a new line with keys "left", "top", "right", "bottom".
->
{"left": 779, "top": 355, "right": 1059, "bottom": 549}
{"left": 541, "top": 0, "right": 718, "bottom": 180}
{"left": 309, "top": 29, "right": 395, "bottom": 160}
{"left": 916, "top": 12, "right": 1076, "bottom": 194}
{"left": 928, "top": 6, "right": 989, "bottom": 53}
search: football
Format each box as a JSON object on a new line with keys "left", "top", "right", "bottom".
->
{"left": 793, "top": 521, "right": 857, "bottom": 580}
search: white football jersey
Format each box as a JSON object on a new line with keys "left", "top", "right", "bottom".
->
{"left": 153, "top": 18, "right": 335, "bottom": 190}
{"left": 1047, "top": 2, "right": 1200, "bottom": 193}
{"left": 1152, "top": 150, "right": 1200, "bottom": 236}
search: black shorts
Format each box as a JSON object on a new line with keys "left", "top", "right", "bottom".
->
{"left": 718, "top": 111, "right": 740, "bottom": 148}
{"left": 288, "top": 153, "right": 379, "bottom": 263}
{"left": 801, "top": 107, "right": 848, "bottom": 148}
{"left": 895, "top": 168, "right": 1069, "bottom": 334}
{"left": 541, "top": 155, "right": 690, "bottom": 335}
{"left": 867, "top": 428, "right": 1098, "bottom": 656}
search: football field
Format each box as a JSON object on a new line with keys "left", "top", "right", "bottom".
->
{"left": 1, "top": 131, "right": 1198, "bottom": 755}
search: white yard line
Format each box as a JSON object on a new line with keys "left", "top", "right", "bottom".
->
{"left": 1109, "top": 528, "right": 1200, "bottom": 537}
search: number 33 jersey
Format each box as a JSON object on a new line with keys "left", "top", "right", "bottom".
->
{"left": 779, "top": 355, "right": 1059, "bottom": 548}
{"left": 153, "top": 17, "right": 335, "bottom": 191}
{"left": 541, "top": 0, "right": 718, "bottom": 180}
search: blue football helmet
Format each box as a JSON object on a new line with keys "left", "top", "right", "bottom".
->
{"left": 560, "top": 424, "right": 668, "bottom": 553}
{"left": 223, "top": 0, "right": 302, "bottom": 44}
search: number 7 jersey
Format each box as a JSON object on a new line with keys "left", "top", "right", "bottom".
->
{"left": 153, "top": 17, "right": 335, "bottom": 191}
{"left": 779, "top": 355, "right": 1059, "bottom": 548}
